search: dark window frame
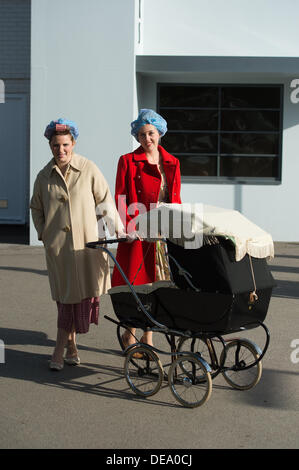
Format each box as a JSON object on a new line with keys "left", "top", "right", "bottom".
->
{"left": 157, "top": 83, "right": 283, "bottom": 185}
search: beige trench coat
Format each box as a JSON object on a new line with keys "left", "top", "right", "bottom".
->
{"left": 30, "top": 153, "right": 123, "bottom": 304}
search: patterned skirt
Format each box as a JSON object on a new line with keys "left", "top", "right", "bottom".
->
{"left": 56, "top": 297, "right": 100, "bottom": 334}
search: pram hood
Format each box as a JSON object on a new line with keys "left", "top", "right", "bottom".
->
{"left": 134, "top": 203, "right": 274, "bottom": 261}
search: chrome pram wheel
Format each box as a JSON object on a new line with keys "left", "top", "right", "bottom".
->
{"left": 168, "top": 354, "right": 212, "bottom": 408}
{"left": 124, "top": 346, "right": 164, "bottom": 397}
{"left": 220, "top": 339, "right": 262, "bottom": 390}
{"left": 178, "top": 336, "right": 225, "bottom": 381}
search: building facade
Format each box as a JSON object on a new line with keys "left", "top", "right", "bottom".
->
{"left": 0, "top": 0, "right": 299, "bottom": 243}
{"left": 0, "top": 0, "right": 30, "bottom": 225}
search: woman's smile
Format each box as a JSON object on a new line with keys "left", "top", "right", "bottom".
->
{"left": 138, "top": 124, "right": 160, "bottom": 151}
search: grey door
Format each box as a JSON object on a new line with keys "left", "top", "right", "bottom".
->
{"left": 0, "top": 94, "right": 28, "bottom": 224}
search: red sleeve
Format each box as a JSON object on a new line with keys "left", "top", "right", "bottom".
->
{"left": 175, "top": 159, "right": 182, "bottom": 204}
{"left": 115, "top": 156, "right": 133, "bottom": 230}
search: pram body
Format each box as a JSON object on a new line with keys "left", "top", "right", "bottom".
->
{"left": 110, "top": 238, "right": 274, "bottom": 335}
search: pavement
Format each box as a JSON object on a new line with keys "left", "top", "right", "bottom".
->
{"left": 0, "top": 240, "right": 298, "bottom": 451}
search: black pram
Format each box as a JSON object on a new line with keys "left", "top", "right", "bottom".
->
{"left": 87, "top": 205, "right": 275, "bottom": 408}
{"left": 111, "top": 238, "right": 274, "bottom": 335}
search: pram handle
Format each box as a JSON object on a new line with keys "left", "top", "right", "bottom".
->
{"left": 86, "top": 240, "right": 168, "bottom": 331}
{"left": 85, "top": 238, "right": 127, "bottom": 248}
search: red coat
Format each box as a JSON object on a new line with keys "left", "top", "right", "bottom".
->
{"left": 111, "top": 145, "right": 181, "bottom": 286}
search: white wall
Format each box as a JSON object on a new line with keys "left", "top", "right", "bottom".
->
{"left": 30, "top": 0, "right": 138, "bottom": 244}
{"left": 142, "top": 0, "right": 299, "bottom": 57}
{"left": 137, "top": 71, "right": 299, "bottom": 242}
{"left": 30, "top": 0, "right": 299, "bottom": 244}
{"left": 136, "top": 0, "right": 299, "bottom": 241}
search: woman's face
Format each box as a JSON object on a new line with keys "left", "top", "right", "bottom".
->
{"left": 50, "top": 134, "right": 75, "bottom": 168}
{"left": 137, "top": 124, "right": 160, "bottom": 152}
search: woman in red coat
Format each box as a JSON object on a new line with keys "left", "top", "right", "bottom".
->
{"left": 111, "top": 109, "right": 181, "bottom": 350}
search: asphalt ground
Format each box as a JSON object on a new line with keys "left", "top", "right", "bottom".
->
{"left": 0, "top": 241, "right": 298, "bottom": 453}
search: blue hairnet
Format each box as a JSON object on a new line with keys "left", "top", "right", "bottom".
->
{"left": 131, "top": 109, "right": 167, "bottom": 141}
{"left": 44, "top": 118, "right": 79, "bottom": 141}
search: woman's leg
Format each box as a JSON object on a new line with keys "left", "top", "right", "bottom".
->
{"left": 141, "top": 330, "right": 153, "bottom": 347}
{"left": 122, "top": 328, "right": 153, "bottom": 359}
{"left": 51, "top": 328, "right": 70, "bottom": 365}
{"left": 122, "top": 327, "right": 137, "bottom": 346}
{"left": 122, "top": 328, "right": 153, "bottom": 347}
{"left": 66, "top": 326, "right": 78, "bottom": 358}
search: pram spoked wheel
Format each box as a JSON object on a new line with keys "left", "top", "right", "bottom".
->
{"left": 168, "top": 354, "right": 212, "bottom": 408}
{"left": 124, "top": 346, "right": 164, "bottom": 397}
{"left": 177, "top": 336, "right": 225, "bottom": 381}
{"left": 220, "top": 339, "right": 262, "bottom": 390}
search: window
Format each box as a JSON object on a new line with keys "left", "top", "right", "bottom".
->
{"left": 157, "top": 84, "right": 283, "bottom": 183}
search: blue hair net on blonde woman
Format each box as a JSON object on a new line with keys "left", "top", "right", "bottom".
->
{"left": 44, "top": 118, "right": 79, "bottom": 141}
{"left": 131, "top": 109, "right": 167, "bottom": 141}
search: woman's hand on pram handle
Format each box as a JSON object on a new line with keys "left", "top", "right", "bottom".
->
{"left": 86, "top": 238, "right": 126, "bottom": 248}
{"left": 85, "top": 232, "right": 141, "bottom": 249}
{"left": 123, "top": 230, "right": 141, "bottom": 243}
{"left": 116, "top": 229, "right": 141, "bottom": 243}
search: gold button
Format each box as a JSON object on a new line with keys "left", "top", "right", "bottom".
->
{"left": 63, "top": 225, "right": 71, "bottom": 232}
{"left": 59, "top": 195, "right": 68, "bottom": 202}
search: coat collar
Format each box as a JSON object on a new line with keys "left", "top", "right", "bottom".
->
{"left": 68, "top": 153, "right": 85, "bottom": 171}
{"left": 132, "top": 145, "right": 175, "bottom": 165}
{"left": 46, "top": 152, "right": 85, "bottom": 176}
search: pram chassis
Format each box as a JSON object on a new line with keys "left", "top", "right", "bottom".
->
{"left": 86, "top": 239, "right": 271, "bottom": 408}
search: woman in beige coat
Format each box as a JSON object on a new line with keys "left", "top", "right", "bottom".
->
{"left": 30, "top": 118, "right": 124, "bottom": 370}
